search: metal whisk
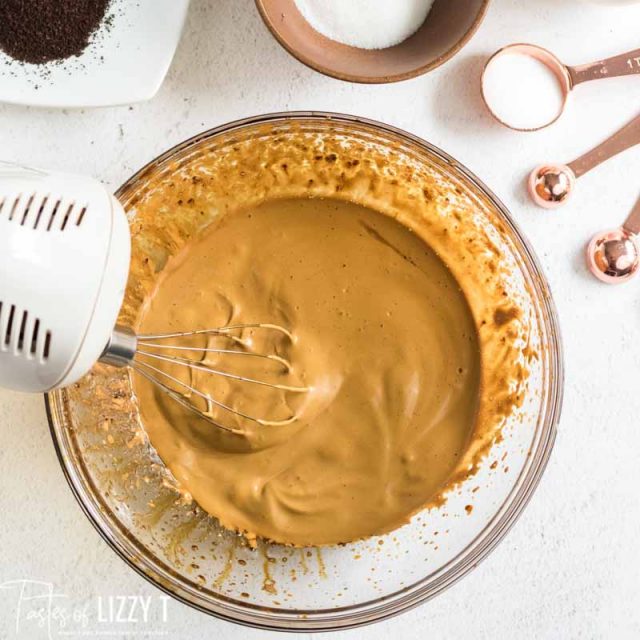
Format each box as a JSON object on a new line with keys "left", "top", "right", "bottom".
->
{"left": 99, "top": 323, "right": 309, "bottom": 433}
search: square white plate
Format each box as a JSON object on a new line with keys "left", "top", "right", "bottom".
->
{"left": 0, "top": 0, "right": 190, "bottom": 108}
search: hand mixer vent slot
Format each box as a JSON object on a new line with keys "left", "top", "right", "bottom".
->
{"left": 9, "top": 195, "right": 20, "bottom": 221}
{"left": 43, "top": 330, "right": 52, "bottom": 361}
{"left": 32, "top": 196, "right": 49, "bottom": 230}
{"left": 49, "top": 200, "right": 87, "bottom": 231}
{"left": 30, "top": 319, "right": 40, "bottom": 356}
{"left": 0, "top": 301, "right": 51, "bottom": 362}
{"left": 46, "top": 199, "right": 61, "bottom": 231}
{"left": 1, "top": 303, "right": 16, "bottom": 349}
{"left": 0, "top": 193, "right": 41, "bottom": 227}
{"left": 0, "top": 191, "right": 87, "bottom": 232}
{"left": 60, "top": 202, "right": 75, "bottom": 231}
{"left": 0, "top": 193, "right": 23, "bottom": 222}
{"left": 76, "top": 205, "right": 87, "bottom": 227}
{"left": 19, "top": 194, "right": 35, "bottom": 226}
{"left": 16, "top": 310, "right": 27, "bottom": 352}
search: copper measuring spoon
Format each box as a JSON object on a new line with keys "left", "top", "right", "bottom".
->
{"left": 528, "top": 112, "right": 640, "bottom": 207}
{"left": 482, "top": 43, "right": 640, "bottom": 131}
{"left": 586, "top": 193, "right": 640, "bottom": 284}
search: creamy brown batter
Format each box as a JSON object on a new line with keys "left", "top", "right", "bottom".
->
{"left": 135, "top": 197, "right": 480, "bottom": 547}
{"left": 120, "top": 121, "right": 531, "bottom": 550}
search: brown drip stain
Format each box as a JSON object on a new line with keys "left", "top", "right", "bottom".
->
{"left": 298, "top": 549, "right": 309, "bottom": 574}
{"left": 213, "top": 538, "right": 237, "bottom": 589}
{"left": 140, "top": 493, "right": 176, "bottom": 528}
{"left": 493, "top": 306, "right": 522, "bottom": 327}
{"left": 315, "top": 548, "right": 327, "bottom": 579}
{"left": 166, "top": 515, "right": 201, "bottom": 562}
{"left": 260, "top": 544, "right": 278, "bottom": 595}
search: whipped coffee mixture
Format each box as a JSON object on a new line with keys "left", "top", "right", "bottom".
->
{"left": 135, "top": 197, "right": 480, "bottom": 547}
{"left": 119, "top": 123, "right": 531, "bottom": 549}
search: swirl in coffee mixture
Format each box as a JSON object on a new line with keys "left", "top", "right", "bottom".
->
{"left": 136, "top": 197, "right": 480, "bottom": 546}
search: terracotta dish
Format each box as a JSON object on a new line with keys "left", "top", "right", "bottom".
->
{"left": 255, "top": 0, "right": 490, "bottom": 83}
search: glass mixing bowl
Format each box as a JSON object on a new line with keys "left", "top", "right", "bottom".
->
{"left": 46, "top": 112, "right": 563, "bottom": 631}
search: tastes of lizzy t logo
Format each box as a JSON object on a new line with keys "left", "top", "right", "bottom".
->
{"left": 0, "top": 579, "right": 170, "bottom": 639}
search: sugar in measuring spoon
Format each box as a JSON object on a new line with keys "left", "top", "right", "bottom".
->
{"left": 482, "top": 43, "right": 640, "bottom": 131}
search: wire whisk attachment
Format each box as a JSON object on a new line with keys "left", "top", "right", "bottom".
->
{"left": 100, "top": 323, "right": 309, "bottom": 433}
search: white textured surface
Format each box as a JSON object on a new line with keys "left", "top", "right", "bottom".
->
{"left": 2, "top": 0, "right": 640, "bottom": 637}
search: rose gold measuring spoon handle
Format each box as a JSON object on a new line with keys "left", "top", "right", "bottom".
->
{"left": 568, "top": 111, "right": 640, "bottom": 178}
{"left": 568, "top": 48, "right": 640, "bottom": 87}
{"left": 529, "top": 112, "right": 640, "bottom": 208}
{"left": 621, "top": 193, "right": 640, "bottom": 235}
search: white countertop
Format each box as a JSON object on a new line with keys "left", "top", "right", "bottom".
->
{"left": 2, "top": 0, "right": 640, "bottom": 638}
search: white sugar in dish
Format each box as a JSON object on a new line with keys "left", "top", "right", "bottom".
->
{"left": 482, "top": 53, "right": 566, "bottom": 130}
{"left": 293, "top": 0, "right": 435, "bottom": 50}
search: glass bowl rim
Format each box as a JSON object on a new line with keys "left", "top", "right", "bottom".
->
{"left": 45, "top": 111, "right": 564, "bottom": 632}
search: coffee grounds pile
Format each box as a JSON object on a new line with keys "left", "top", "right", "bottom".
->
{"left": 0, "top": 0, "right": 112, "bottom": 65}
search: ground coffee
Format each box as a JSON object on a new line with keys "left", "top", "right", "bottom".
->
{"left": 0, "top": 0, "right": 111, "bottom": 65}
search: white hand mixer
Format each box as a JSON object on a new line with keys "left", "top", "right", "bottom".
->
{"left": 0, "top": 162, "right": 307, "bottom": 433}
